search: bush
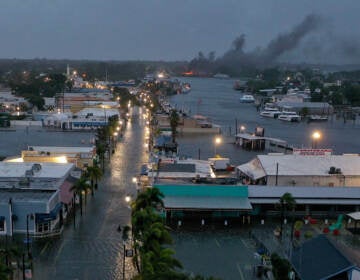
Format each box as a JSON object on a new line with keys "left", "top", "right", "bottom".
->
{"left": 304, "top": 231, "right": 313, "bottom": 239}
{"left": 294, "top": 220, "right": 303, "bottom": 231}
{"left": 271, "top": 253, "right": 292, "bottom": 280}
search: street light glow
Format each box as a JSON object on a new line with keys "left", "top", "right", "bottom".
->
{"left": 312, "top": 131, "right": 321, "bottom": 140}
{"left": 240, "top": 125, "right": 245, "bottom": 132}
{"left": 125, "top": 196, "right": 131, "bottom": 203}
{"left": 215, "top": 137, "right": 222, "bottom": 145}
{"left": 132, "top": 177, "right": 138, "bottom": 184}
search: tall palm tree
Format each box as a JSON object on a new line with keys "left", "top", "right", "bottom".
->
{"left": 169, "top": 109, "right": 179, "bottom": 143}
{"left": 96, "top": 143, "right": 106, "bottom": 172}
{"left": 277, "top": 192, "right": 296, "bottom": 238}
{"left": 86, "top": 165, "right": 103, "bottom": 196}
{"left": 70, "top": 177, "right": 90, "bottom": 216}
{"left": 132, "top": 187, "right": 164, "bottom": 212}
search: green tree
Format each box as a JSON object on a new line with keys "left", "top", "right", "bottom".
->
{"left": 70, "top": 177, "right": 91, "bottom": 216}
{"left": 85, "top": 165, "right": 103, "bottom": 196}
{"left": 169, "top": 109, "right": 180, "bottom": 143}
{"left": 277, "top": 193, "right": 296, "bottom": 238}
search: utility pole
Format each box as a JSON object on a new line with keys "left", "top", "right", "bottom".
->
{"left": 275, "top": 163, "right": 279, "bottom": 186}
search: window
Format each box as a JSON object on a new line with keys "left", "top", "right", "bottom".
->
{"left": 0, "top": 220, "right": 5, "bottom": 232}
{"left": 37, "top": 222, "right": 50, "bottom": 233}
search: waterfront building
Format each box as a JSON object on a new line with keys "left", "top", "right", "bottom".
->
{"left": 236, "top": 154, "right": 360, "bottom": 187}
{"left": 0, "top": 162, "right": 77, "bottom": 236}
{"left": 0, "top": 189, "right": 62, "bottom": 237}
{"left": 21, "top": 146, "right": 96, "bottom": 169}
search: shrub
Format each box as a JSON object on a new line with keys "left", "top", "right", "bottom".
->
{"left": 304, "top": 231, "right": 313, "bottom": 239}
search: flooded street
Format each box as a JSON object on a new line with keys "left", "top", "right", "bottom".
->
{"left": 32, "top": 108, "right": 147, "bottom": 279}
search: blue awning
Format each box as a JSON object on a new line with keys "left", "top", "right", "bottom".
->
{"left": 35, "top": 203, "right": 62, "bottom": 223}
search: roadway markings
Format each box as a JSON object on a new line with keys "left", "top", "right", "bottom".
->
{"left": 236, "top": 262, "right": 245, "bottom": 280}
{"left": 214, "top": 238, "right": 221, "bottom": 248}
{"left": 40, "top": 242, "right": 49, "bottom": 256}
{"left": 240, "top": 238, "right": 256, "bottom": 249}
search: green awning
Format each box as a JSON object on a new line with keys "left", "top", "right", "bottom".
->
{"left": 163, "top": 196, "right": 252, "bottom": 210}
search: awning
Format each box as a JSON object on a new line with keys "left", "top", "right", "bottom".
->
{"left": 35, "top": 203, "right": 62, "bottom": 223}
{"left": 347, "top": 212, "right": 360, "bottom": 221}
{"left": 163, "top": 196, "right": 252, "bottom": 210}
{"left": 0, "top": 216, "right": 5, "bottom": 222}
{"left": 237, "top": 161, "right": 266, "bottom": 180}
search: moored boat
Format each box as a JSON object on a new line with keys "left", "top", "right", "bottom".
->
{"left": 278, "top": 111, "right": 301, "bottom": 122}
{"left": 239, "top": 94, "right": 255, "bottom": 103}
{"left": 308, "top": 115, "right": 328, "bottom": 122}
{"left": 260, "top": 107, "right": 282, "bottom": 118}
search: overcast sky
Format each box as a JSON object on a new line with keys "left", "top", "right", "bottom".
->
{"left": 1, "top": 0, "right": 359, "bottom": 63}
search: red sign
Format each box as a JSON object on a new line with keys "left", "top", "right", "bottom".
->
{"left": 293, "top": 148, "right": 332, "bottom": 155}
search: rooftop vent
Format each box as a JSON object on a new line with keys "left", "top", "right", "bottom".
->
{"left": 32, "top": 163, "right": 42, "bottom": 172}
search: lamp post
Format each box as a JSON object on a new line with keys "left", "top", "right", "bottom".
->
{"left": 240, "top": 125, "right": 246, "bottom": 133}
{"left": 26, "top": 214, "right": 34, "bottom": 259}
{"left": 311, "top": 131, "right": 321, "bottom": 149}
{"left": 214, "top": 136, "right": 222, "bottom": 156}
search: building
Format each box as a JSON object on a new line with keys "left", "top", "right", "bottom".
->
{"left": 0, "top": 189, "right": 63, "bottom": 237}
{"left": 236, "top": 154, "right": 360, "bottom": 187}
{"left": 275, "top": 101, "right": 333, "bottom": 115}
{"left": 291, "top": 235, "right": 357, "bottom": 280}
{"left": 0, "top": 162, "right": 77, "bottom": 237}
{"left": 22, "top": 146, "right": 96, "bottom": 169}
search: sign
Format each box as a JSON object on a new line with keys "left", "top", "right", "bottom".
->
{"left": 293, "top": 148, "right": 332, "bottom": 156}
{"left": 25, "top": 268, "right": 32, "bottom": 279}
{"left": 23, "top": 238, "right": 32, "bottom": 244}
{"left": 125, "top": 249, "right": 134, "bottom": 257}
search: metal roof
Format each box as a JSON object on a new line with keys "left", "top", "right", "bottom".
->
{"left": 291, "top": 235, "right": 354, "bottom": 280}
{"left": 0, "top": 189, "right": 57, "bottom": 203}
{"left": 163, "top": 196, "right": 252, "bottom": 210}
{"left": 0, "top": 162, "right": 74, "bottom": 178}
{"left": 248, "top": 185, "right": 360, "bottom": 199}
{"left": 239, "top": 154, "right": 360, "bottom": 177}
{"left": 347, "top": 212, "right": 360, "bottom": 221}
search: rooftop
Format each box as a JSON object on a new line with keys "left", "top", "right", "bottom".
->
{"left": 0, "top": 188, "right": 56, "bottom": 203}
{"left": 28, "top": 146, "right": 95, "bottom": 153}
{"left": 291, "top": 235, "right": 354, "bottom": 280}
{"left": 0, "top": 162, "right": 74, "bottom": 178}
{"left": 238, "top": 154, "right": 360, "bottom": 178}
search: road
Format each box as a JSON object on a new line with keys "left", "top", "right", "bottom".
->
{"left": 32, "top": 108, "right": 147, "bottom": 280}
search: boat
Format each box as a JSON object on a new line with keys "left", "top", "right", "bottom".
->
{"left": 181, "top": 83, "right": 191, "bottom": 94}
{"left": 278, "top": 111, "right": 301, "bottom": 122}
{"left": 239, "top": 94, "right": 255, "bottom": 103}
{"left": 260, "top": 107, "right": 282, "bottom": 118}
{"left": 308, "top": 115, "right": 328, "bottom": 122}
{"left": 233, "top": 80, "right": 246, "bottom": 91}
{"left": 213, "top": 73, "right": 230, "bottom": 79}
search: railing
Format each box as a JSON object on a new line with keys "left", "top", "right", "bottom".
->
{"left": 32, "top": 227, "right": 63, "bottom": 238}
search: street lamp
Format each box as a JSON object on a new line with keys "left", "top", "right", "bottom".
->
{"left": 125, "top": 195, "right": 131, "bottom": 203}
{"left": 26, "top": 214, "right": 34, "bottom": 259}
{"left": 312, "top": 131, "right": 321, "bottom": 149}
{"left": 214, "top": 136, "right": 222, "bottom": 156}
{"left": 240, "top": 125, "right": 246, "bottom": 133}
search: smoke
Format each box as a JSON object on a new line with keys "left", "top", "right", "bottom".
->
{"left": 262, "top": 14, "right": 323, "bottom": 63}
{"left": 219, "top": 13, "right": 323, "bottom": 69}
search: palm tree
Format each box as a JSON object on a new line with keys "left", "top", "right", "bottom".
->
{"left": 86, "top": 165, "right": 103, "bottom": 196}
{"left": 70, "top": 177, "right": 90, "bottom": 216}
{"left": 96, "top": 143, "right": 106, "bottom": 172}
{"left": 169, "top": 109, "right": 179, "bottom": 143}
{"left": 277, "top": 192, "right": 296, "bottom": 238}
{"left": 132, "top": 187, "right": 164, "bottom": 212}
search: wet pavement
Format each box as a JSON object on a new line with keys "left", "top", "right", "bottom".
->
{"left": 32, "top": 108, "right": 147, "bottom": 280}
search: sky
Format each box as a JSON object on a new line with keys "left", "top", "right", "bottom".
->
{"left": 1, "top": 0, "right": 359, "bottom": 63}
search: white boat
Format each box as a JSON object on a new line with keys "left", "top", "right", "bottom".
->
{"left": 181, "top": 83, "right": 191, "bottom": 94}
{"left": 260, "top": 107, "right": 282, "bottom": 118}
{"left": 213, "top": 73, "right": 230, "bottom": 79}
{"left": 239, "top": 94, "right": 255, "bottom": 103}
{"left": 308, "top": 115, "right": 328, "bottom": 122}
{"left": 278, "top": 111, "right": 301, "bottom": 122}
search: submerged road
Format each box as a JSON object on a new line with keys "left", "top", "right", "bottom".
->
{"left": 33, "top": 108, "right": 147, "bottom": 279}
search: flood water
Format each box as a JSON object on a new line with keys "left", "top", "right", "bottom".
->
{"left": 169, "top": 77, "right": 360, "bottom": 165}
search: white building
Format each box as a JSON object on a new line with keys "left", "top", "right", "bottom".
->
{"left": 237, "top": 154, "right": 360, "bottom": 187}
